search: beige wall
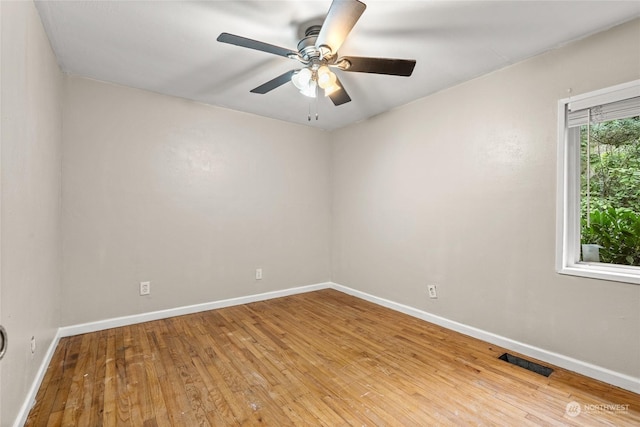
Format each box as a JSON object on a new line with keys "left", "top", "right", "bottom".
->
{"left": 1, "top": 1, "right": 63, "bottom": 425}
{"left": 331, "top": 19, "right": 640, "bottom": 378}
{"left": 61, "top": 77, "right": 331, "bottom": 326}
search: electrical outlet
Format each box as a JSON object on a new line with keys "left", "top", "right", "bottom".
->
{"left": 140, "top": 281, "right": 151, "bottom": 296}
{"left": 427, "top": 285, "right": 438, "bottom": 299}
{"left": 30, "top": 336, "right": 36, "bottom": 354}
{"left": 255, "top": 268, "right": 263, "bottom": 280}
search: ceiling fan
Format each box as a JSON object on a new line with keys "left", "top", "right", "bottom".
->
{"left": 217, "top": 0, "right": 416, "bottom": 108}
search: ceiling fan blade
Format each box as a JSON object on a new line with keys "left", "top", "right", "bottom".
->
{"left": 250, "top": 70, "right": 297, "bottom": 94}
{"left": 328, "top": 76, "right": 351, "bottom": 106}
{"left": 316, "top": 0, "right": 366, "bottom": 55}
{"left": 337, "top": 56, "right": 416, "bottom": 76}
{"left": 217, "top": 33, "right": 297, "bottom": 59}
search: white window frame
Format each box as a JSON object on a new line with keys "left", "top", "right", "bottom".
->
{"left": 556, "top": 79, "right": 640, "bottom": 285}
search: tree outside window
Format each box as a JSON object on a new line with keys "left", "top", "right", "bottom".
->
{"left": 580, "top": 116, "right": 640, "bottom": 266}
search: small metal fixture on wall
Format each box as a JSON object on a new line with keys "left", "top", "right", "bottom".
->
{"left": 0, "top": 325, "right": 7, "bottom": 360}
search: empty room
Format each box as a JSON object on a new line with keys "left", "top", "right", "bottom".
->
{"left": 2, "top": 0, "right": 640, "bottom": 426}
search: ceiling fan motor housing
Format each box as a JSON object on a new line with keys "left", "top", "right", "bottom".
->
{"left": 297, "top": 25, "right": 333, "bottom": 62}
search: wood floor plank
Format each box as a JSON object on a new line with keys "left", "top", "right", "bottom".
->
{"left": 25, "top": 338, "right": 69, "bottom": 426}
{"left": 26, "top": 289, "right": 640, "bottom": 426}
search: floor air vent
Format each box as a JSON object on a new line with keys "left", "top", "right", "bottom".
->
{"left": 498, "top": 353, "right": 554, "bottom": 377}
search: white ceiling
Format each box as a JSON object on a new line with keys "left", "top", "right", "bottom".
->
{"left": 35, "top": 1, "right": 640, "bottom": 130}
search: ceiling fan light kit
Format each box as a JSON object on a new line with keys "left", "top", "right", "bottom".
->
{"left": 291, "top": 68, "right": 317, "bottom": 98}
{"left": 217, "top": 0, "right": 416, "bottom": 117}
{"left": 291, "top": 65, "right": 340, "bottom": 99}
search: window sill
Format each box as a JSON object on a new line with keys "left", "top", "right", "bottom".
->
{"left": 558, "top": 263, "right": 640, "bottom": 285}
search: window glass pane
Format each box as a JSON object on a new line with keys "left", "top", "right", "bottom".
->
{"left": 579, "top": 115, "right": 640, "bottom": 266}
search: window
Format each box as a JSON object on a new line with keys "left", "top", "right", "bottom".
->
{"left": 557, "top": 80, "right": 640, "bottom": 284}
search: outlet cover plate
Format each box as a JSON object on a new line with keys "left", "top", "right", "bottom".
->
{"left": 140, "top": 281, "right": 151, "bottom": 296}
{"left": 427, "top": 285, "right": 438, "bottom": 299}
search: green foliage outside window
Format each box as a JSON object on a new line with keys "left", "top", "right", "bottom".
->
{"left": 580, "top": 117, "right": 640, "bottom": 266}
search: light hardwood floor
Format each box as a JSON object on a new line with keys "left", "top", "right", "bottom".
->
{"left": 26, "top": 289, "right": 639, "bottom": 426}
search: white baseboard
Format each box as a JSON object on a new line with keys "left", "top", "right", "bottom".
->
{"left": 13, "top": 329, "right": 62, "bottom": 427}
{"left": 17, "top": 280, "right": 638, "bottom": 426}
{"left": 59, "top": 282, "right": 331, "bottom": 337}
{"left": 329, "top": 282, "right": 640, "bottom": 394}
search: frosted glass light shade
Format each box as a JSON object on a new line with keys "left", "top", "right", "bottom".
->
{"left": 317, "top": 65, "right": 336, "bottom": 89}
{"left": 292, "top": 68, "right": 316, "bottom": 98}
